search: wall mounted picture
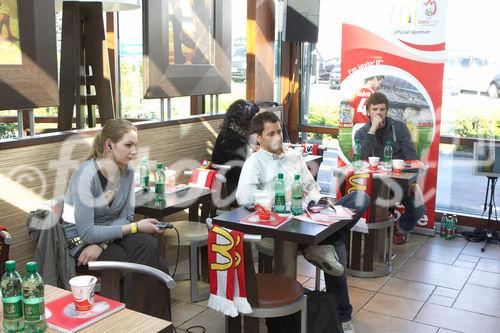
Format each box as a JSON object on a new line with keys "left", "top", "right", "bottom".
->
{"left": 143, "top": 0, "right": 231, "bottom": 98}
{"left": 0, "top": 0, "right": 58, "bottom": 110}
{"left": 0, "top": 0, "right": 21, "bottom": 65}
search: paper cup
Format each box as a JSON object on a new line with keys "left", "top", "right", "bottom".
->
{"left": 166, "top": 169, "right": 176, "bottom": 191}
{"left": 368, "top": 156, "right": 380, "bottom": 170}
{"left": 255, "top": 195, "right": 272, "bottom": 220}
{"left": 392, "top": 159, "right": 404, "bottom": 173}
{"left": 69, "top": 275, "right": 97, "bottom": 311}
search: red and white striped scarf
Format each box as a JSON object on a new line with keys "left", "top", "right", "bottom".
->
{"left": 207, "top": 225, "right": 252, "bottom": 317}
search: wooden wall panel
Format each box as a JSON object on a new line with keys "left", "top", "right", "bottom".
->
{"left": 0, "top": 118, "right": 223, "bottom": 272}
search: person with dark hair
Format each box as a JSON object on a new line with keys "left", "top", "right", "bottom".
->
{"left": 62, "top": 118, "right": 169, "bottom": 317}
{"left": 354, "top": 92, "right": 417, "bottom": 161}
{"left": 212, "top": 99, "right": 259, "bottom": 201}
{"left": 236, "top": 111, "right": 369, "bottom": 333}
{"left": 354, "top": 92, "right": 424, "bottom": 245}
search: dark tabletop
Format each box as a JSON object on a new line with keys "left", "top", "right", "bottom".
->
{"left": 212, "top": 206, "right": 352, "bottom": 246}
{"left": 134, "top": 186, "right": 213, "bottom": 217}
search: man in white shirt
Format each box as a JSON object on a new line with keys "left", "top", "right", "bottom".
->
{"left": 236, "top": 111, "right": 369, "bottom": 333}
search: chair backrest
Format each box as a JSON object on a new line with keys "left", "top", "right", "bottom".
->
{"left": 0, "top": 228, "right": 12, "bottom": 277}
{"left": 188, "top": 168, "right": 218, "bottom": 189}
{"left": 88, "top": 261, "right": 175, "bottom": 321}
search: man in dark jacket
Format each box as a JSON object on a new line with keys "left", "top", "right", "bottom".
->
{"left": 354, "top": 92, "right": 424, "bottom": 244}
{"left": 354, "top": 92, "right": 417, "bottom": 160}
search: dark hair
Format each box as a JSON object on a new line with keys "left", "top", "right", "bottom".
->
{"left": 366, "top": 92, "right": 389, "bottom": 112}
{"left": 251, "top": 111, "right": 280, "bottom": 135}
{"left": 219, "top": 99, "right": 259, "bottom": 138}
{"left": 364, "top": 75, "right": 385, "bottom": 83}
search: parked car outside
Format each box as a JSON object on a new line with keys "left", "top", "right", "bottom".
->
{"left": 329, "top": 67, "right": 340, "bottom": 89}
{"left": 231, "top": 46, "right": 246, "bottom": 82}
{"left": 488, "top": 73, "right": 500, "bottom": 98}
{"left": 446, "top": 56, "right": 500, "bottom": 98}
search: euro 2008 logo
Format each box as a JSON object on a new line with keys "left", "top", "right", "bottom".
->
{"left": 423, "top": 0, "right": 437, "bottom": 16}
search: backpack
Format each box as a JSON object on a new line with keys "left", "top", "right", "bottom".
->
{"left": 266, "top": 289, "right": 343, "bottom": 333}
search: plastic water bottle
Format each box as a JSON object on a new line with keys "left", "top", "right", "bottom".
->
{"left": 384, "top": 140, "right": 393, "bottom": 170}
{"left": 140, "top": 156, "right": 150, "bottom": 190}
{"left": 274, "top": 173, "right": 286, "bottom": 213}
{"left": 1, "top": 260, "right": 24, "bottom": 333}
{"left": 22, "top": 262, "right": 46, "bottom": 333}
{"left": 291, "top": 174, "right": 303, "bottom": 215}
{"left": 445, "top": 215, "right": 455, "bottom": 240}
{"left": 452, "top": 215, "right": 458, "bottom": 239}
{"left": 155, "top": 162, "right": 166, "bottom": 201}
{"left": 353, "top": 139, "right": 361, "bottom": 169}
{"left": 440, "top": 214, "right": 448, "bottom": 238}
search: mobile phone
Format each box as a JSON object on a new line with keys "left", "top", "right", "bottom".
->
{"left": 157, "top": 222, "right": 172, "bottom": 230}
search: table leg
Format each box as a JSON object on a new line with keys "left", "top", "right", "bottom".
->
{"left": 274, "top": 240, "right": 297, "bottom": 278}
{"left": 200, "top": 199, "right": 213, "bottom": 280}
{"left": 226, "top": 315, "right": 241, "bottom": 333}
{"left": 189, "top": 203, "right": 199, "bottom": 222}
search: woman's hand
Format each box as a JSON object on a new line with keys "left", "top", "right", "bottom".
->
{"left": 77, "top": 244, "right": 103, "bottom": 266}
{"left": 137, "top": 218, "right": 163, "bottom": 234}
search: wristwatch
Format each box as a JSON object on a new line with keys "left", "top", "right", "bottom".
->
{"left": 99, "top": 242, "right": 109, "bottom": 251}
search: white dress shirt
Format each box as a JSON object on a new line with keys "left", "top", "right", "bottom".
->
{"left": 235, "top": 147, "right": 323, "bottom": 206}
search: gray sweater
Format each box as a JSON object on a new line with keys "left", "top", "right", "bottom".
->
{"left": 62, "top": 159, "right": 135, "bottom": 257}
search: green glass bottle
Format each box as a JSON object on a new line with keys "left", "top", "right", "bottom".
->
{"left": 22, "top": 262, "right": 46, "bottom": 333}
{"left": 274, "top": 173, "right": 286, "bottom": 213}
{"left": 384, "top": 140, "right": 393, "bottom": 170}
{"left": 155, "top": 162, "right": 166, "bottom": 202}
{"left": 1, "top": 260, "right": 24, "bottom": 332}
{"left": 291, "top": 174, "right": 303, "bottom": 215}
{"left": 140, "top": 156, "right": 150, "bottom": 190}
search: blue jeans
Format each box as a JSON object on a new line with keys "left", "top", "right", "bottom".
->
{"left": 398, "top": 191, "right": 426, "bottom": 233}
{"left": 320, "top": 191, "right": 370, "bottom": 322}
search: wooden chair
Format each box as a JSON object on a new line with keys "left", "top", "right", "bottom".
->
{"left": 88, "top": 261, "right": 176, "bottom": 323}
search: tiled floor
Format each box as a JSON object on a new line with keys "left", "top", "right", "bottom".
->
{"left": 169, "top": 235, "right": 500, "bottom": 333}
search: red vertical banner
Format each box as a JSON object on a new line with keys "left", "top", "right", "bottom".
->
{"left": 338, "top": 0, "right": 448, "bottom": 231}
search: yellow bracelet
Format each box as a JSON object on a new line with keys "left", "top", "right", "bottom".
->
{"left": 130, "top": 222, "right": 138, "bottom": 234}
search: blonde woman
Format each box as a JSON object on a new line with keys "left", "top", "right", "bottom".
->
{"left": 62, "top": 119, "right": 168, "bottom": 316}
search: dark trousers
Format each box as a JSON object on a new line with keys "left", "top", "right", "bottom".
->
{"left": 320, "top": 191, "right": 370, "bottom": 322}
{"left": 98, "top": 233, "right": 170, "bottom": 317}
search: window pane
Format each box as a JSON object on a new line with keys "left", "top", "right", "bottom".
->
{"left": 301, "top": 1, "right": 341, "bottom": 127}
{"left": 170, "top": 96, "right": 191, "bottom": 119}
{"left": 436, "top": 143, "right": 499, "bottom": 216}
{"left": 435, "top": 1, "right": 500, "bottom": 216}
{"left": 218, "top": 0, "right": 246, "bottom": 114}
{"left": 0, "top": 110, "right": 19, "bottom": 139}
{"left": 33, "top": 107, "right": 58, "bottom": 135}
{"left": 119, "top": 9, "right": 160, "bottom": 120}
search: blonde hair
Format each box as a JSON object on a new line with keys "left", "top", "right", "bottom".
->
{"left": 86, "top": 119, "right": 137, "bottom": 160}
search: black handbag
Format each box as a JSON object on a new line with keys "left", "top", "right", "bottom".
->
{"left": 266, "top": 289, "right": 343, "bottom": 333}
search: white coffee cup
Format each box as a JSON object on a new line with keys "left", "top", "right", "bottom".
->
{"left": 392, "top": 159, "right": 404, "bottom": 173}
{"left": 69, "top": 275, "right": 97, "bottom": 311}
{"left": 255, "top": 193, "right": 272, "bottom": 220}
{"left": 368, "top": 156, "right": 380, "bottom": 169}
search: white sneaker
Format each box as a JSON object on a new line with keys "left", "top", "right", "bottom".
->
{"left": 342, "top": 320, "right": 355, "bottom": 333}
{"left": 302, "top": 245, "right": 344, "bottom": 277}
